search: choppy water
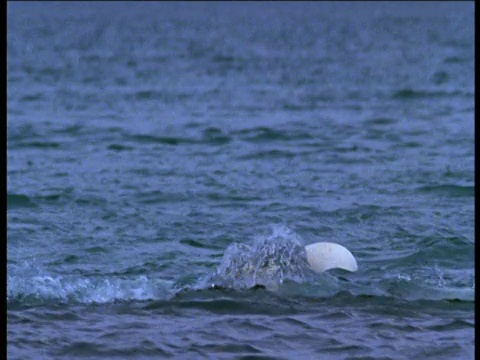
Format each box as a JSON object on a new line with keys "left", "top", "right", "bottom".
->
{"left": 7, "top": 2, "right": 474, "bottom": 359}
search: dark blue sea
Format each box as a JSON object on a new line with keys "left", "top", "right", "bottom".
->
{"left": 7, "top": 2, "right": 474, "bottom": 359}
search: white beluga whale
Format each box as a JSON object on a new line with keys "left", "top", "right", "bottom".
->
{"left": 305, "top": 242, "right": 358, "bottom": 274}
{"left": 211, "top": 238, "right": 358, "bottom": 291}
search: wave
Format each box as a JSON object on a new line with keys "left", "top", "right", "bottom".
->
{"left": 7, "top": 226, "right": 474, "bottom": 309}
{"left": 392, "top": 88, "right": 470, "bottom": 100}
{"left": 7, "top": 193, "right": 37, "bottom": 209}
{"left": 7, "top": 274, "right": 174, "bottom": 308}
{"left": 415, "top": 184, "right": 474, "bottom": 198}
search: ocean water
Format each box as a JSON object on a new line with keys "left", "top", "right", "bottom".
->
{"left": 7, "top": 2, "right": 474, "bottom": 359}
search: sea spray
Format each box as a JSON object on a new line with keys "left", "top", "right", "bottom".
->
{"left": 206, "top": 227, "right": 312, "bottom": 291}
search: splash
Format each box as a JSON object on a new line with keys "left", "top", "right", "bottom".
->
{"left": 206, "top": 226, "right": 313, "bottom": 291}
{"left": 381, "top": 265, "right": 475, "bottom": 302}
{"left": 7, "top": 274, "right": 174, "bottom": 306}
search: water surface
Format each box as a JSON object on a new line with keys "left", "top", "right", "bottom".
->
{"left": 7, "top": 2, "right": 474, "bottom": 359}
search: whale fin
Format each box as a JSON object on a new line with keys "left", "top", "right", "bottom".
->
{"left": 305, "top": 242, "right": 358, "bottom": 274}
